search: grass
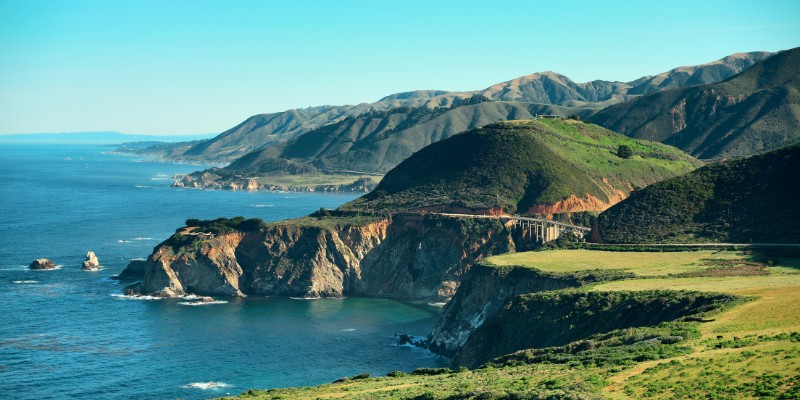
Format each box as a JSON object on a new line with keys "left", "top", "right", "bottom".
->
{"left": 344, "top": 119, "right": 698, "bottom": 213}
{"left": 223, "top": 249, "right": 800, "bottom": 399}
{"left": 611, "top": 340, "right": 800, "bottom": 399}
{"left": 485, "top": 249, "right": 747, "bottom": 277}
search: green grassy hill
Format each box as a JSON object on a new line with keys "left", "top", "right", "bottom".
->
{"left": 591, "top": 47, "right": 800, "bottom": 159}
{"left": 222, "top": 249, "right": 800, "bottom": 399}
{"left": 596, "top": 143, "right": 800, "bottom": 244}
{"left": 342, "top": 119, "right": 699, "bottom": 214}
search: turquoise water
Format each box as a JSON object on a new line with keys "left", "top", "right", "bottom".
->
{"left": 0, "top": 144, "right": 447, "bottom": 399}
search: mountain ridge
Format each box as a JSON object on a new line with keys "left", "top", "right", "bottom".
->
{"left": 134, "top": 51, "right": 772, "bottom": 164}
{"left": 591, "top": 47, "right": 800, "bottom": 159}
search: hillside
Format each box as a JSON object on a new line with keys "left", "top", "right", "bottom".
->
{"left": 132, "top": 51, "right": 769, "bottom": 165}
{"left": 224, "top": 249, "right": 800, "bottom": 399}
{"left": 342, "top": 119, "right": 699, "bottom": 214}
{"left": 159, "top": 105, "right": 374, "bottom": 163}
{"left": 596, "top": 143, "right": 800, "bottom": 244}
{"left": 591, "top": 47, "right": 800, "bottom": 159}
{"left": 217, "top": 101, "right": 586, "bottom": 175}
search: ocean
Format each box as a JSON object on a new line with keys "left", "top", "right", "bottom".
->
{"left": 0, "top": 144, "right": 448, "bottom": 399}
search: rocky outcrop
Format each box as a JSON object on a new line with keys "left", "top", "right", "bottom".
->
{"left": 116, "top": 259, "right": 149, "bottom": 281}
{"left": 428, "top": 264, "right": 579, "bottom": 357}
{"left": 29, "top": 258, "right": 56, "bottom": 270}
{"left": 81, "top": 252, "right": 101, "bottom": 271}
{"left": 123, "top": 214, "right": 515, "bottom": 300}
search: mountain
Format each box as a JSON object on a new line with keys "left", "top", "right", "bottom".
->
{"left": 140, "top": 51, "right": 770, "bottom": 165}
{"left": 371, "top": 52, "right": 772, "bottom": 109}
{"left": 158, "top": 105, "right": 374, "bottom": 163}
{"left": 591, "top": 48, "right": 800, "bottom": 159}
{"left": 342, "top": 118, "right": 699, "bottom": 214}
{"left": 217, "top": 100, "right": 590, "bottom": 176}
{"left": 626, "top": 51, "right": 774, "bottom": 95}
{"left": 596, "top": 143, "right": 800, "bottom": 244}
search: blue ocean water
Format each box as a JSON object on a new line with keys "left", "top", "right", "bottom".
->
{"left": 0, "top": 144, "right": 447, "bottom": 399}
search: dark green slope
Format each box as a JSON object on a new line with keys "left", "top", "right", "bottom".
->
{"left": 597, "top": 143, "right": 800, "bottom": 244}
{"left": 343, "top": 119, "right": 699, "bottom": 214}
{"left": 591, "top": 48, "right": 800, "bottom": 159}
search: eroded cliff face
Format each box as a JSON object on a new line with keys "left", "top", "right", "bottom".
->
{"left": 124, "top": 214, "right": 515, "bottom": 300}
{"left": 428, "top": 264, "right": 579, "bottom": 357}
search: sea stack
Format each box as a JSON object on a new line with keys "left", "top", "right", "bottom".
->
{"left": 81, "top": 252, "right": 101, "bottom": 271}
{"left": 29, "top": 258, "right": 57, "bottom": 270}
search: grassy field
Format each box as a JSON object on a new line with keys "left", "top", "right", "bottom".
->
{"left": 485, "top": 249, "right": 747, "bottom": 277}
{"left": 224, "top": 249, "right": 800, "bottom": 399}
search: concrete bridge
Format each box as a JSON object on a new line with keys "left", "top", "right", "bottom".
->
{"left": 435, "top": 213, "right": 591, "bottom": 244}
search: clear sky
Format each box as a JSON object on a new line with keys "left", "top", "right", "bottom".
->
{"left": 1, "top": 0, "right": 798, "bottom": 135}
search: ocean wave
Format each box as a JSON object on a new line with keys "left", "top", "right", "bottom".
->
{"left": 134, "top": 185, "right": 152, "bottom": 188}
{"left": 31, "top": 265, "right": 63, "bottom": 271}
{"left": 249, "top": 204, "right": 274, "bottom": 208}
{"left": 289, "top": 296, "right": 322, "bottom": 300}
{"left": 117, "top": 240, "right": 132, "bottom": 243}
{"left": 110, "top": 293, "right": 163, "bottom": 301}
{"left": 182, "top": 382, "right": 231, "bottom": 390}
{"left": 341, "top": 328, "right": 356, "bottom": 332}
{"left": 178, "top": 300, "right": 228, "bottom": 306}
{"left": 13, "top": 280, "right": 39, "bottom": 284}
{"left": 133, "top": 237, "right": 156, "bottom": 241}
{"left": 427, "top": 302, "right": 447, "bottom": 308}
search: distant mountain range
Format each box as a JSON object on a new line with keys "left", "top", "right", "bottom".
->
{"left": 145, "top": 51, "right": 772, "bottom": 166}
{"left": 341, "top": 119, "right": 699, "bottom": 214}
{"left": 597, "top": 142, "right": 800, "bottom": 243}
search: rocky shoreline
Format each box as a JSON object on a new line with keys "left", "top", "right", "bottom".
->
{"left": 120, "top": 213, "right": 516, "bottom": 301}
{"left": 171, "top": 172, "right": 378, "bottom": 193}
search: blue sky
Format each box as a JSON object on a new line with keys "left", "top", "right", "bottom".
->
{"left": 1, "top": 0, "right": 798, "bottom": 135}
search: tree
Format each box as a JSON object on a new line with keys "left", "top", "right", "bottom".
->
{"left": 617, "top": 145, "right": 633, "bottom": 159}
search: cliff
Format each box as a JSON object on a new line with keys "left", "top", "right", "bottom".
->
{"left": 452, "top": 290, "right": 737, "bottom": 368}
{"left": 428, "top": 263, "right": 634, "bottom": 358}
{"left": 123, "top": 213, "right": 515, "bottom": 300}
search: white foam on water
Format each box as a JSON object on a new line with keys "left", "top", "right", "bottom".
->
{"left": 178, "top": 300, "right": 228, "bottom": 306}
{"left": 110, "top": 293, "right": 162, "bottom": 301}
{"left": 31, "top": 265, "right": 63, "bottom": 271}
{"left": 290, "top": 296, "right": 321, "bottom": 300}
{"left": 117, "top": 240, "right": 132, "bottom": 243}
{"left": 427, "top": 302, "right": 447, "bottom": 308}
{"left": 182, "top": 382, "right": 231, "bottom": 390}
{"left": 341, "top": 328, "right": 356, "bottom": 332}
{"left": 13, "top": 280, "right": 39, "bottom": 284}
{"left": 133, "top": 237, "right": 156, "bottom": 241}
{"left": 134, "top": 185, "right": 152, "bottom": 188}
{"left": 249, "top": 204, "right": 274, "bottom": 208}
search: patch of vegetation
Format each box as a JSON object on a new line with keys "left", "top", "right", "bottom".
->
{"left": 453, "top": 290, "right": 741, "bottom": 368}
{"left": 265, "top": 210, "right": 386, "bottom": 230}
{"left": 598, "top": 143, "right": 800, "bottom": 244}
{"left": 343, "top": 119, "right": 698, "bottom": 213}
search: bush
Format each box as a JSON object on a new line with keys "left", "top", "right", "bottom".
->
{"left": 617, "top": 144, "right": 633, "bottom": 159}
